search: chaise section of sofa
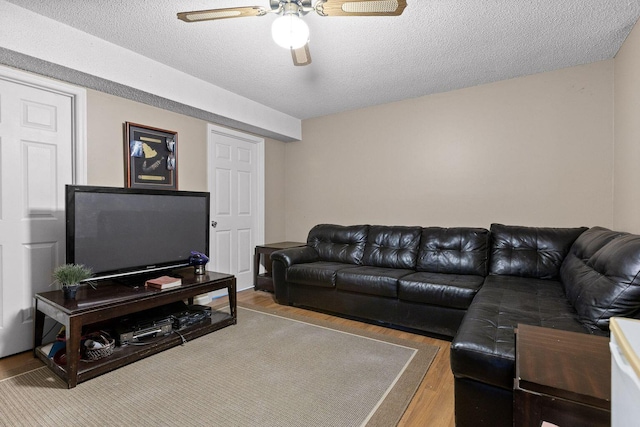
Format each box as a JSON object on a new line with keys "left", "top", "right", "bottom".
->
{"left": 450, "top": 224, "right": 640, "bottom": 427}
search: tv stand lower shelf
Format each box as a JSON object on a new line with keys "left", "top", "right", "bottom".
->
{"left": 33, "top": 269, "right": 236, "bottom": 388}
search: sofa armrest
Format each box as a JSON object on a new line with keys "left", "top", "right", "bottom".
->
{"left": 271, "top": 246, "right": 319, "bottom": 267}
{"left": 271, "top": 246, "right": 318, "bottom": 305}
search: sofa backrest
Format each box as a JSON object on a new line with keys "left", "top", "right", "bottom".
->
{"left": 362, "top": 225, "right": 422, "bottom": 269}
{"left": 489, "top": 223, "right": 587, "bottom": 280}
{"left": 307, "top": 224, "right": 369, "bottom": 264}
{"left": 416, "top": 227, "right": 490, "bottom": 276}
{"left": 561, "top": 226, "right": 640, "bottom": 331}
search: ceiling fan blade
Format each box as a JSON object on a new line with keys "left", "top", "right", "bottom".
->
{"left": 317, "top": 0, "right": 407, "bottom": 16}
{"left": 292, "top": 44, "right": 312, "bottom": 66}
{"left": 177, "top": 6, "right": 266, "bottom": 23}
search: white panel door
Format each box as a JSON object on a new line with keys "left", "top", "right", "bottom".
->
{"left": 0, "top": 79, "right": 75, "bottom": 357}
{"left": 207, "top": 125, "right": 264, "bottom": 293}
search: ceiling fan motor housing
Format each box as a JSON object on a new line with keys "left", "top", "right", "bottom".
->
{"left": 270, "top": 0, "right": 314, "bottom": 12}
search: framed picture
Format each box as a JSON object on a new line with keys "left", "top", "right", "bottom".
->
{"left": 124, "top": 122, "right": 177, "bottom": 189}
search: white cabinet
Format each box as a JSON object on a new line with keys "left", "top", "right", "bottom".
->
{"left": 610, "top": 317, "right": 640, "bottom": 427}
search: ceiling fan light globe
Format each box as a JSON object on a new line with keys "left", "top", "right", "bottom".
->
{"left": 271, "top": 15, "right": 309, "bottom": 49}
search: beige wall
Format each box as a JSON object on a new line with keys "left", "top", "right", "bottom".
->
{"left": 285, "top": 61, "right": 614, "bottom": 241}
{"left": 87, "top": 90, "right": 208, "bottom": 191}
{"left": 87, "top": 89, "right": 288, "bottom": 242}
{"left": 614, "top": 20, "right": 640, "bottom": 233}
{"left": 83, "top": 53, "right": 634, "bottom": 243}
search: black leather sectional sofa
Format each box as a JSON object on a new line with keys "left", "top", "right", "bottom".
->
{"left": 271, "top": 223, "right": 640, "bottom": 427}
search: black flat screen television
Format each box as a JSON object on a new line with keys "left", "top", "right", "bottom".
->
{"left": 66, "top": 185, "right": 210, "bottom": 282}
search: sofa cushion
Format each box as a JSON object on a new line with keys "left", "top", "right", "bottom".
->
{"left": 416, "top": 227, "right": 489, "bottom": 276}
{"left": 398, "top": 272, "right": 484, "bottom": 309}
{"left": 336, "top": 266, "right": 413, "bottom": 298}
{"left": 362, "top": 225, "right": 422, "bottom": 269}
{"left": 450, "top": 275, "right": 596, "bottom": 391}
{"left": 561, "top": 227, "right": 627, "bottom": 307}
{"left": 561, "top": 228, "right": 640, "bottom": 331}
{"left": 489, "top": 224, "right": 587, "bottom": 280}
{"left": 307, "top": 224, "right": 369, "bottom": 264}
{"left": 287, "top": 262, "right": 358, "bottom": 288}
{"left": 564, "top": 226, "right": 628, "bottom": 260}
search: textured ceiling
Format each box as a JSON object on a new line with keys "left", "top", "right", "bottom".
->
{"left": 5, "top": 0, "right": 640, "bottom": 120}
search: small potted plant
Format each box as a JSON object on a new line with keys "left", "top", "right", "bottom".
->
{"left": 52, "top": 264, "right": 94, "bottom": 300}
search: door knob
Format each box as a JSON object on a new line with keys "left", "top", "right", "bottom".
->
{"left": 211, "top": 221, "right": 218, "bottom": 228}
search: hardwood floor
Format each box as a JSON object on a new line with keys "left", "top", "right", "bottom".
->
{"left": 0, "top": 288, "right": 455, "bottom": 426}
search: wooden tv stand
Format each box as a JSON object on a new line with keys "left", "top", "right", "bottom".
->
{"left": 33, "top": 268, "right": 236, "bottom": 388}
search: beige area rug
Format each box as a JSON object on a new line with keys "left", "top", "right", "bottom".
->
{"left": 0, "top": 304, "right": 438, "bottom": 427}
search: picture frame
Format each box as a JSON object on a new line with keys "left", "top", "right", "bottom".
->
{"left": 124, "top": 122, "right": 177, "bottom": 189}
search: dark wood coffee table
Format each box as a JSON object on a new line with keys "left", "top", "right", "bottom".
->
{"left": 513, "top": 323, "right": 611, "bottom": 427}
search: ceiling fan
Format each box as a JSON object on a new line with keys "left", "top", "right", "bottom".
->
{"left": 177, "top": 0, "right": 408, "bottom": 66}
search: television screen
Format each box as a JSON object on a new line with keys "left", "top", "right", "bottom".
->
{"left": 66, "top": 185, "right": 210, "bottom": 281}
